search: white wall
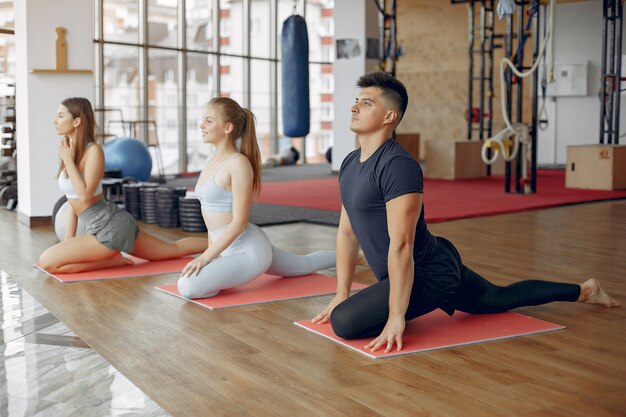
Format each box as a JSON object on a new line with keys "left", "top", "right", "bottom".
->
{"left": 538, "top": 0, "right": 625, "bottom": 165}
{"left": 331, "top": 0, "right": 379, "bottom": 172}
{"left": 15, "top": 0, "right": 94, "bottom": 222}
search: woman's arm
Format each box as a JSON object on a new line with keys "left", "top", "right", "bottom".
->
{"left": 61, "top": 139, "right": 104, "bottom": 201}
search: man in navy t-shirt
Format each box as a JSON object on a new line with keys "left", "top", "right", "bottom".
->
{"left": 311, "top": 72, "right": 619, "bottom": 354}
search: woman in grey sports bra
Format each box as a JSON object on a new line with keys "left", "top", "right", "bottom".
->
{"left": 177, "top": 97, "right": 336, "bottom": 299}
{"left": 38, "top": 97, "right": 207, "bottom": 273}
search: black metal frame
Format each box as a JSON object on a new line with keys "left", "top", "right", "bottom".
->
{"left": 454, "top": 0, "right": 499, "bottom": 176}
{"left": 374, "top": 0, "right": 399, "bottom": 77}
{"left": 466, "top": 0, "right": 496, "bottom": 143}
{"left": 504, "top": 1, "right": 539, "bottom": 194}
{"left": 454, "top": 0, "right": 540, "bottom": 194}
{"left": 600, "top": 0, "right": 623, "bottom": 145}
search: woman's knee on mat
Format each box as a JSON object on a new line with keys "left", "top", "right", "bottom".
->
{"left": 38, "top": 249, "right": 60, "bottom": 272}
{"left": 177, "top": 275, "right": 219, "bottom": 299}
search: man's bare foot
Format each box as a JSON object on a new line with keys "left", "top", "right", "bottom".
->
{"left": 578, "top": 278, "right": 621, "bottom": 307}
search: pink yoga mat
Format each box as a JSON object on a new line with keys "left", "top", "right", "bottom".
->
{"left": 295, "top": 309, "right": 565, "bottom": 359}
{"left": 34, "top": 255, "right": 192, "bottom": 283}
{"left": 156, "top": 273, "right": 366, "bottom": 309}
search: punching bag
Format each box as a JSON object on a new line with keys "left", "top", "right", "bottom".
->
{"left": 281, "top": 15, "right": 310, "bottom": 137}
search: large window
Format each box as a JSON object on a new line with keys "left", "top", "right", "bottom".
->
{"left": 103, "top": 0, "right": 139, "bottom": 43}
{"left": 186, "top": 52, "right": 216, "bottom": 172}
{"left": 250, "top": 58, "right": 271, "bottom": 158}
{"left": 101, "top": 44, "right": 140, "bottom": 139}
{"left": 96, "top": 0, "right": 334, "bottom": 175}
{"left": 0, "top": 1, "right": 15, "bottom": 172}
{"left": 148, "top": 48, "right": 179, "bottom": 174}
{"left": 186, "top": 0, "right": 214, "bottom": 52}
{"left": 0, "top": 1, "right": 15, "bottom": 80}
{"left": 148, "top": 0, "right": 178, "bottom": 48}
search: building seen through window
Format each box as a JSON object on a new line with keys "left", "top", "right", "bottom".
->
{"left": 99, "top": 0, "right": 334, "bottom": 175}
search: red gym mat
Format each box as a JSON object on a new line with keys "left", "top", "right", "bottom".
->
{"left": 294, "top": 309, "right": 564, "bottom": 359}
{"left": 155, "top": 274, "right": 366, "bottom": 309}
{"left": 256, "top": 170, "right": 626, "bottom": 223}
{"left": 34, "top": 255, "right": 192, "bottom": 283}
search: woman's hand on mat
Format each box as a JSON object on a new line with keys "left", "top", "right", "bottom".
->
{"left": 365, "top": 315, "right": 406, "bottom": 353}
{"left": 311, "top": 294, "right": 348, "bottom": 324}
{"left": 180, "top": 256, "right": 210, "bottom": 278}
{"left": 59, "top": 136, "right": 74, "bottom": 162}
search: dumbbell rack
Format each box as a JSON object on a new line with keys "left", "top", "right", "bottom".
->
{"left": 0, "top": 81, "right": 17, "bottom": 210}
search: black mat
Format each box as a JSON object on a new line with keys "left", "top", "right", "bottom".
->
{"left": 261, "top": 163, "right": 335, "bottom": 182}
{"left": 249, "top": 203, "right": 339, "bottom": 227}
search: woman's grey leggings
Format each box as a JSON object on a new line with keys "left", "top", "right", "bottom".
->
{"left": 177, "top": 223, "right": 336, "bottom": 299}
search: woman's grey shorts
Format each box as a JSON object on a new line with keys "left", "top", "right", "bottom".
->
{"left": 79, "top": 200, "right": 139, "bottom": 253}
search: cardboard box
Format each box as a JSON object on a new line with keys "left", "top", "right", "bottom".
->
{"left": 396, "top": 133, "right": 420, "bottom": 161}
{"left": 424, "top": 140, "right": 486, "bottom": 179}
{"left": 566, "top": 144, "right": 626, "bottom": 190}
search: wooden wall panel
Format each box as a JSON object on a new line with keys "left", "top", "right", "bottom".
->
{"left": 395, "top": 0, "right": 536, "bottom": 159}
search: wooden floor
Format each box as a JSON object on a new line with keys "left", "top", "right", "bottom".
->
{"left": 1, "top": 201, "right": 625, "bottom": 417}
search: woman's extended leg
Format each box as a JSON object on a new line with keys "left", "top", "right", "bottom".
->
{"left": 266, "top": 246, "right": 335, "bottom": 277}
{"left": 38, "top": 235, "right": 131, "bottom": 273}
{"left": 132, "top": 230, "right": 207, "bottom": 261}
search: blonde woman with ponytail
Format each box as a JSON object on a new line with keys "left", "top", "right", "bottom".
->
{"left": 178, "top": 97, "right": 335, "bottom": 299}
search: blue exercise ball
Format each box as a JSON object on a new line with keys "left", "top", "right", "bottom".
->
{"left": 104, "top": 137, "right": 152, "bottom": 182}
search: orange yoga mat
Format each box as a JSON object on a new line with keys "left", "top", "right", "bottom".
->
{"left": 34, "top": 255, "right": 192, "bottom": 283}
{"left": 295, "top": 309, "right": 564, "bottom": 359}
{"left": 155, "top": 274, "right": 366, "bottom": 309}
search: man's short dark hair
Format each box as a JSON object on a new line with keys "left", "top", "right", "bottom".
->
{"left": 356, "top": 72, "right": 408, "bottom": 122}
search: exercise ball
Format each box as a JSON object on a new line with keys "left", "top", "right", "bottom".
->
{"left": 54, "top": 200, "right": 86, "bottom": 242}
{"left": 104, "top": 137, "right": 152, "bottom": 182}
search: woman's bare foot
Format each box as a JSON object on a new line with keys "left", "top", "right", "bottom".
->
{"left": 97, "top": 253, "right": 134, "bottom": 269}
{"left": 578, "top": 278, "right": 621, "bottom": 307}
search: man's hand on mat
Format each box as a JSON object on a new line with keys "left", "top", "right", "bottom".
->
{"left": 365, "top": 315, "right": 405, "bottom": 353}
{"left": 311, "top": 294, "right": 348, "bottom": 324}
{"left": 180, "top": 256, "right": 210, "bottom": 278}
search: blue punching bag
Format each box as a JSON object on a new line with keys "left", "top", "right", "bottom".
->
{"left": 281, "top": 15, "right": 310, "bottom": 137}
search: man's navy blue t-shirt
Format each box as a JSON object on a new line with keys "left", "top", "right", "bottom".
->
{"left": 339, "top": 139, "right": 436, "bottom": 281}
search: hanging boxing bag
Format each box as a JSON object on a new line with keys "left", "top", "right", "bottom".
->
{"left": 281, "top": 15, "right": 310, "bottom": 137}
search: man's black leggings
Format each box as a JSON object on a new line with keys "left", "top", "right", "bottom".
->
{"left": 329, "top": 266, "right": 581, "bottom": 339}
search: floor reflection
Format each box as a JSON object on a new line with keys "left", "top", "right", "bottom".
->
{"left": 0, "top": 270, "right": 170, "bottom": 417}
